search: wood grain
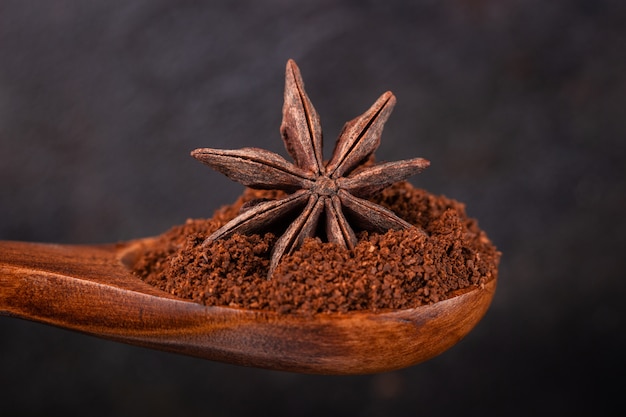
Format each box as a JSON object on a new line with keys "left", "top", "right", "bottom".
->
{"left": 0, "top": 239, "right": 496, "bottom": 374}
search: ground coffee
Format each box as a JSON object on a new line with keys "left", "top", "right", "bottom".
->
{"left": 132, "top": 182, "right": 500, "bottom": 314}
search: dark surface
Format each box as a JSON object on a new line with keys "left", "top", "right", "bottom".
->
{"left": 1, "top": 1, "right": 624, "bottom": 415}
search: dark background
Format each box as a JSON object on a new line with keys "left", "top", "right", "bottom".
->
{"left": 1, "top": 1, "right": 624, "bottom": 415}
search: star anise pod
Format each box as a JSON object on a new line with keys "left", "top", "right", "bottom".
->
{"left": 192, "top": 60, "right": 430, "bottom": 277}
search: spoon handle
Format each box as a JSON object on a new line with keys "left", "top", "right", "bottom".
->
{"left": 1, "top": 240, "right": 138, "bottom": 319}
{"left": 0, "top": 240, "right": 194, "bottom": 330}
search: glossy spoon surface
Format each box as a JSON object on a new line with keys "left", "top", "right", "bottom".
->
{"left": 0, "top": 238, "right": 496, "bottom": 374}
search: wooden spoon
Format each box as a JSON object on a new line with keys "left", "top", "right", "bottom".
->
{"left": 0, "top": 238, "right": 496, "bottom": 374}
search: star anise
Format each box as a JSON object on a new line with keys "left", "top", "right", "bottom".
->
{"left": 191, "top": 60, "right": 430, "bottom": 277}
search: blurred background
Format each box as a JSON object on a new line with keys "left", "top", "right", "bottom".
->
{"left": 1, "top": 0, "right": 624, "bottom": 415}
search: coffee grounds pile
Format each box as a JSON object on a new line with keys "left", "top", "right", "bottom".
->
{"left": 132, "top": 182, "right": 500, "bottom": 314}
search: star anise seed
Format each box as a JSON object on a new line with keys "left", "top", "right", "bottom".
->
{"left": 192, "top": 60, "right": 430, "bottom": 277}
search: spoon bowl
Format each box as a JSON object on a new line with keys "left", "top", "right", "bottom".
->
{"left": 0, "top": 238, "right": 496, "bottom": 374}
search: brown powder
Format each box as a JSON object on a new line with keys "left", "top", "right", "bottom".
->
{"left": 132, "top": 182, "right": 500, "bottom": 314}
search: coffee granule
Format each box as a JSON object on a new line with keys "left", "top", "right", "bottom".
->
{"left": 132, "top": 182, "right": 500, "bottom": 314}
